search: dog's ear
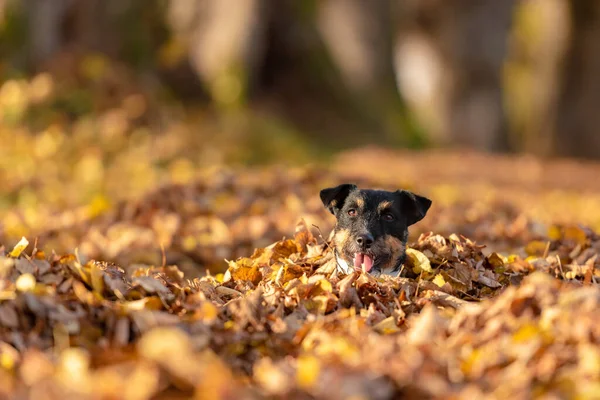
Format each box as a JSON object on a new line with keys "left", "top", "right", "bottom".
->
{"left": 320, "top": 184, "right": 357, "bottom": 215}
{"left": 395, "top": 190, "right": 432, "bottom": 226}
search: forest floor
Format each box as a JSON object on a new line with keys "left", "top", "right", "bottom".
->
{"left": 2, "top": 146, "right": 600, "bottom": 399}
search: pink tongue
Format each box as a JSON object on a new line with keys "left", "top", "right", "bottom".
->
{"left": 353, "top": 253, "right": 363, "bottom": 269}
{"left": 353, "top": 253, "right": 374, "bottom": 272}
{"left": 363, "top": 254, "right": 373, "bottom": 272}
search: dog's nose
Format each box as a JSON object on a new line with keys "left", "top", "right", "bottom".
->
{"left": 356, "top": 233, "right": 374, "bottom": 249}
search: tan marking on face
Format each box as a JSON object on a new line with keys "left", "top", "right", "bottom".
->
{"left": 355, "top": 197, "right": 365, "bottom": 209}
{"left": 333, "top": 229, "right": 350, "bottom": 253}
{"left": 378, "top": 200, "right": 393, "bottom": 212}
{"left": 379, "top": 235, "right": 405, "bottom": 275}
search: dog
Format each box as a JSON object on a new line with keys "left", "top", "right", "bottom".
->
{"left": 320, "top": 184, "right": 431, "bottom": 277}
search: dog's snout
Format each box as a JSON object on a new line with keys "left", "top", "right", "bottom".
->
{"left": 356, "top": 233, "right": 374, "bottom": 249}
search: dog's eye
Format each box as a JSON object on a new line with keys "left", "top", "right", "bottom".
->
{"left": 383, "top": 213, "right": 395, "bottom": 221}
{"left": 347, "top": 209, "right": 357, "bottom": 217}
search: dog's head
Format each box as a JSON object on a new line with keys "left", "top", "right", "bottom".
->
{"left": 320, "top": 184, "right": 431, "bottom": 276}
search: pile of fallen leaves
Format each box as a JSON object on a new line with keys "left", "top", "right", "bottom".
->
{"left": 2, "top": 128, "right": 600, "bottom": 398}
{"left": 2, "top": 216, "right": 600, "bottom": 399}
{"left": 1, "top": 163, "right": 572, "bottom": 279}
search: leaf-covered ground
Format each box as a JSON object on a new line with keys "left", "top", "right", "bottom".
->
{"left": 3, "top": 147, "right": 600, "bottom": 399}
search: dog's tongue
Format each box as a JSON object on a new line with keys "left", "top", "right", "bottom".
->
{"left": 353, "top": 253, "right": 373, "bottom": 272}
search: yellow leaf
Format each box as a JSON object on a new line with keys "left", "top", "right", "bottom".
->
{"left": 309, "top": 277, "right": 333, "bottom": 296}
{"left": 432, "top": 273, "right": 446, "bottom": 288}
{"left": 486, "top": 252, "right": 506, "bottom": 267}
{"left": 296, "top": 355, "right": 320, "bottom": 389}
{"left": 373, "top": 316, "right": 401, "bottom": 334}
{"left": 506, "top": 254, "right": 519, "bottom": 263}
{"left": 9, "top": 237, "right": 29, "bottom": 258}
{"left": 90, "top": 262, "right": 105, "bottom": 295}
{"left": 60, "top": 255, "right": 91, "bottom": 286}
{"left": 318, "top": 279, "right": 333, "bottom": 293}
{"left": 406, "top": 248, "right": 433, "bottom": 274}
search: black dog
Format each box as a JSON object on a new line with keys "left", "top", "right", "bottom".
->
{"left": 320, "top": 184, "right": 431, "bottom": 277}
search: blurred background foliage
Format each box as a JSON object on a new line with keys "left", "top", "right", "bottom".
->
{"left": 0, "top": 0, "right": 599, "bottom": 241}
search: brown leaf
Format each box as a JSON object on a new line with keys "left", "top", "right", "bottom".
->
{"left": 338, "top": 272, "right": 363, "bottom": 309}
{"left": 0, "top": 304, "right": 19, "bottom": 328}
{"left": 133, "top": 276, "right": 169, "bottom": 294}
{"left": 294, "top": 219, "right": 316, "bottom": 253}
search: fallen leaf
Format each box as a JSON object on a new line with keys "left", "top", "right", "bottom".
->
{"left": 406, "top": 248, "right": 433, "bottom": 274}
{"left": 9, "top": 237, "right": 29, "bottom": 258}
{"left": 373, "top": 316, "right": 401, "bottom": 334}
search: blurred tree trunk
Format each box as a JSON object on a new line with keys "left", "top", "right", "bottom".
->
{"left": 446, "top": 0, "right": 515, "bottom": 152}
{"left": 316, "top": 0, "right": 421, "bottom": 146}
{"left": 502, "top": 0, "right": 569, "bottom": 157}
{"left": 20, "top": 0, "right": 162, "bottom": 70}
{"left": 395, "top": 0, "right": 516, "bottom": 151}
{"left": 166, "top": 0, "right": 267, "bottom": 104}
{"left": 167, "top": 0, "right": 420, "bottom": 147}
{"left": 318, "top": 0, "right": 396, "bottom": 95}
{"left": 22, "top": 0, "right": 72, "bottom": 65}
{"left": 554, "top": 1, "right": 600, "bottom": 159}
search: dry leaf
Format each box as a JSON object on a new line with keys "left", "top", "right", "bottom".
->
{"left": 406, "top": 248, "right": 433, "bottom": 274}
{"left": 9, "top": 237, "right": 29, "bottom": 258}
